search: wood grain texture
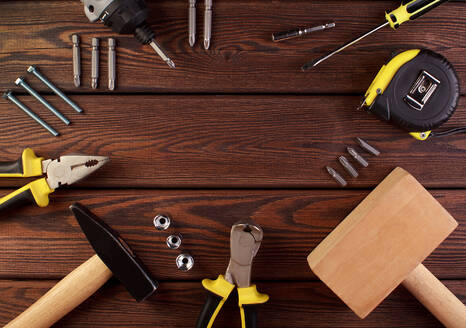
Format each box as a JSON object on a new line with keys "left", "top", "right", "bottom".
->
{"left": 0, "top": 280, "right": 465, "bottom": 328}
{"left": 0, "top": 1, "right": 465, "bottom": 93}
{"left": 0, "top": 190, "right": 464, "bottom": 280}
{"left": 308, "top": 168, "right": 459, "bottom": 319}
{"left": 0, "top": 1, "right": 465, "bottom": 327}
{"left": 0, "top": 95, "right": 465, "bottom": 188}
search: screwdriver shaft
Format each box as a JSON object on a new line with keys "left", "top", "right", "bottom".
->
{"left": 302, "top": 21, "right": 389, "bottom": 70}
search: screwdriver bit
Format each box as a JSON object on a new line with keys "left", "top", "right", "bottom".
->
{"left": 149, "top": 40, "right": 176, "bottom": 69}
{"left": 356, "top": 138, "right": 380, "bottom": 156}
{"left": 108, "top": 38, "right": 116, "bottom": 90}
{"left": 189, "top": 0, "right": 196, "bottom": 47}
{"left": 204, "top": 0, "right": 212, "bottom": 49}
{"left": 326, "top": 166, "right": 347, "bottom": 187}
{"left": 91, "top": 38, "right": 99, "bottom": 89}
{"left": 347, "top": 147, "right": 369, "bottom": 168}
{"left": 72, "top": 34, "right": 81, "bottom": 87}
{"left": 339, "top": 156, "right": 359, "bottom": 178}
{"left": 272, "top": 22, "right": 335, "bottom": 42}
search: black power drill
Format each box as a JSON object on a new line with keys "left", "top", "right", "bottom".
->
{"left": 82, "top": 0, "right": 175, "bottom": 68}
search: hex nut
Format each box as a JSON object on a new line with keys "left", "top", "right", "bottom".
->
{"left": 153, "top": 214, "right": 171, "bottom": 231}
{"left": 176, "top": 253, "right": 194, "bottom": 272}
{"left": 166, "top": 233, "right": 182, "bottom": 249}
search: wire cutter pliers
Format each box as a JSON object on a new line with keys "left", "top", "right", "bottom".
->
{"left": 196, "top": 222, "right": 269, "bottom": 328}
{"left": 0, "top": 148, "right": 108, "bottom": 213}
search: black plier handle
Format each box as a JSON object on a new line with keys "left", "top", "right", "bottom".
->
{"left": 196, "top": 275, "right": 268, "bottom": 328}
{"left": 0, "top": 148, "right": 53, "bottom": 212}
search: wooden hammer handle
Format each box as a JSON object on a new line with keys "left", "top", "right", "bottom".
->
{"left": 402, "top": 264, "right": 466, "bottom": 328}
{"left": 5, "top": 254, "right": 113, "bottom": 328}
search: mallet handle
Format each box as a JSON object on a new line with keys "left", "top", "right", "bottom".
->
{"left": 5, "top": 254, "right": 113, "bottom": 328}
{"left": 402, "top": 264, "right": 466, "bottom": 328}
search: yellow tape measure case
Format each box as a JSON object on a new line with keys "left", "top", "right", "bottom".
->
{"left": 363, "top": 49, "right": 459, "bottom": 140}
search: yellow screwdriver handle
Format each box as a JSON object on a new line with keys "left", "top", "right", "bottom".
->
{"left": 386, "top": 0, "right": 450, "bottom": 29}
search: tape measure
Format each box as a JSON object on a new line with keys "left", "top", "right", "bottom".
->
{"left": 361, "top": 49, "right": 461, "bottom": 140}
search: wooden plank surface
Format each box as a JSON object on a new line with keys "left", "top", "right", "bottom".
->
{"left": 1, "top": 280, "right": 465, "bottom": 328}
{"left": 0, "top": 95, "right": 465, "bottom": 188}
{"left": 1, "top": 1, "right": 465, "bottom": 327}
{"left": 0, "top": 190, "right": 464, "bottom": 280}
{"left": 0, "top": 1, "right": 465, "bottom": 93}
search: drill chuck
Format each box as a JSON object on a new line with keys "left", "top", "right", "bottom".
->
{"left": 82, "top": 0, "right": 175, "bottom": 68}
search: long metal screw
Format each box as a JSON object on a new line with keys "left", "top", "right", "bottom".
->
{"left": 27, "top": 65, "right": 83, "bottom": 113}
{"left": 2, "top": 90, "right": 59, "bottom": 137}
{"left": 15, "top": 77, "right": 70, "bottom": 125}
{"left": 72, "top": 34, "right": 81, "bottom": 87}
{"left": 108, "top": 38, "right": 116, "bottom": 90}
{"left": 91, "top": 38, "right": 100, "bottom": 89}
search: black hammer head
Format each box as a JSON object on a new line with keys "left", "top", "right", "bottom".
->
{"left": 70, "top": 203, "right": 158, "bottom": 302}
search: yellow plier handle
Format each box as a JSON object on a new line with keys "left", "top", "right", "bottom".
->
{"left": 0, "top": 148, "right": 54, "bottom": 213}
{"left": 196, "top": 275, "right": 269, "bottom": 328}
{"left": 386, "top": 0, "right": 450, "bottom": 29}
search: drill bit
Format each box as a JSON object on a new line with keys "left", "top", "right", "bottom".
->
{"left": 149, "top": 40, "right": 176, "bottom": 69}
{"left": 91, "top": 38, "right": 99, "bottom": 89}
{"left": 272, "top": 22, "right": 335, "bottom": 42}
{"left": 108, "top": 38, "right": 116, "bottom": 90}
{"left": 204, "top": 0, "right": 212, "bottom": 49}
{"left": 189, "top": 0, "right": 196, "bottom": 47}
{"left": 72, "top": 34, "right": 81, "bottom": 87}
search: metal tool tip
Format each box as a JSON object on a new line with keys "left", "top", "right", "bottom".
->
{"left": 166, "top": 59, "right": 176, "bottom": 69}
{"left": 301, "top": 60, "right": 318, "bottom": 72}
{"left": 189, "top": 36, "right": 195, "bottom": 47}
{"left": 91, "top": 78, "right": 98, "bottom": 89}
{"left": 108, "top": 80, "right": 115, "bottom": 91}
{"left": 27, "top": 65, "right": 36, "bottom": 73}
{"left": 204, "top": 39, "right": 210, "bottom": 50}
{"left": 74, "top": 76, "right": 80, "bottom": 87}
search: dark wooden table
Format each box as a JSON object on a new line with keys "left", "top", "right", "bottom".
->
{"left": 0, "top": 1, "right": 465, "bottom": 327}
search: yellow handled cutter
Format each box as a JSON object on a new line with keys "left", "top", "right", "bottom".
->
{"left": 302, "top": 0, "right": 450, "bottom": 70}
{"left": 0, "top": 148, "right": 108, "bottom": 213}
{"left": 195, "top": 222, "right": 269, "bottom": 328}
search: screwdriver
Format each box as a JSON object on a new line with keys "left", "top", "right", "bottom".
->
{"left": 302, "top": 0, "right": 450, "bottom": 71}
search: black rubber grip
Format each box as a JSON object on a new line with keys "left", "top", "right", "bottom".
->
{"left": 272, "top": 29, "right": 300, "bottom": 42}
{"left": 0, "top": 189, "right": 35, "bottom": 214}
{"left": 0, "top": 156, "right": 23, "bottom": 175}
{"left": 195, "top": 291, "right": 223, "bottom": 328}
{"left": 243, "top": 305, "right": 260, "bottom": 328}
{"left": 404, "top": 0, "right": 450, "bottom": 20}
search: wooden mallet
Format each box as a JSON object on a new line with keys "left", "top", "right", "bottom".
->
{"left": 308, "top": 167, "right": 466, "bottom": 327}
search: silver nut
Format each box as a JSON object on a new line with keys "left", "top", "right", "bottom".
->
{"left": 176, "top": 253, "right": 194, "bottom": 272}
{"left": 166, "top": 233, "right": 182, "bottom": 249}
{"left": 153, "top": 214, "right": 171, "bottom": 231}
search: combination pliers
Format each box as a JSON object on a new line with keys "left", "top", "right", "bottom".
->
{"left": 196, "top": 222, "right": 269, "bottom": 328}
{"left": 0, "top": 148, "right": 108, "bottom": 213}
